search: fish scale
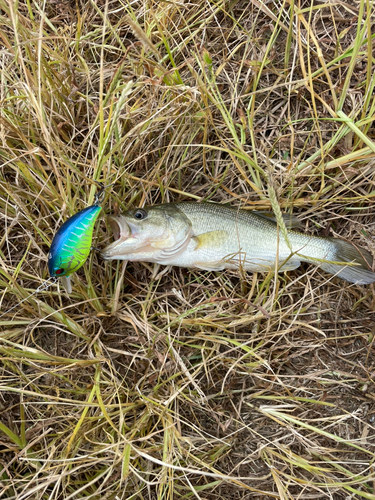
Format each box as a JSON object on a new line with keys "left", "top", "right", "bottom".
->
{"left": 173, "top": 203, "right": 328, "bottom": 271}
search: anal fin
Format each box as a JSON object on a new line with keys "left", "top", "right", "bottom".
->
{"left": 277, "top": 259, "right": 301, "bottom": 272}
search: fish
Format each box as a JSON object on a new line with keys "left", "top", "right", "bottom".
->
{"left": 100, "top": 202, "right": 375, "bottom": 284}
{"left": 48, "top": 183, "right": 112, "bottom": 293}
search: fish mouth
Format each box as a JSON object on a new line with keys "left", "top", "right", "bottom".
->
{"left": 108, "top": 215, "right": 129, "bottom": 241}
{"left": 100, "top": 215, "right": 136, "bottom": 259}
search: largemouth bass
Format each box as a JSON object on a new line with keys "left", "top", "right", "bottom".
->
{"left": 100, "top": 202, "right": 375, "bottom": 284}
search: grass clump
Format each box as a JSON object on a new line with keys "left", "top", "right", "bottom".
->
{"left": 1, "top": 0, "right": 375, "bottom": 498}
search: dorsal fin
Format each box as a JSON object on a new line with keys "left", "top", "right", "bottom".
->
{"left": 253, "top": 211, "right": 301, "bottom": 229}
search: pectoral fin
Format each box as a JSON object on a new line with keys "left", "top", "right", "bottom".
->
{"left": 193, "top": 230, "right": 228, "bottom": 250}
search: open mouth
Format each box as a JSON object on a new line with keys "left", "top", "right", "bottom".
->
{"left": 100, "top": 215, "right": 132, "bottom": 258}
{"left": 107, "top": 215, "right": 130, "bottom": 241}
{"left": 101, "top": 215, "right": 156, "bottom": 259}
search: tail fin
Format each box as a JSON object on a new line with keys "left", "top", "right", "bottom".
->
{"left": 320, "top": 239, "right": 375, "bottom": 284}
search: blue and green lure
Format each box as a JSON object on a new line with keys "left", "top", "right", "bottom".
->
{"left": 48, "top": 185, "right": 108, "bottom": 293}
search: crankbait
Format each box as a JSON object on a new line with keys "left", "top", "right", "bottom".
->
{"left": 48, "top": 184, "right": 109, "bottom": 293}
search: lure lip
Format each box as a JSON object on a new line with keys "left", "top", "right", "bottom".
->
{"left": 61, "top": 275, "right": 72, "bottom": 294}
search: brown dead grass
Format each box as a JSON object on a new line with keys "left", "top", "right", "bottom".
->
{"left": 1, "top": 0, "right": 375, "bottom": 499}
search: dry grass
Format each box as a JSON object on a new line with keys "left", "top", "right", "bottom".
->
{"left": 1, "top": 0, "right": 375, "bottom": 498}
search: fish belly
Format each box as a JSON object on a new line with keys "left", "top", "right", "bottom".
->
{"left": 162, "top": 235, "right": 301, "bottom": 272}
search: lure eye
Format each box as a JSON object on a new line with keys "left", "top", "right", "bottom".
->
{"left": 133, "top": 209, "right": 147, "bottom": 220}
{"left": 55, "top": 268, "right": 65, "bottom": 275}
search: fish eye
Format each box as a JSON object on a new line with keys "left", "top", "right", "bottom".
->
{"left": 133, "top": 209, "right": 147, "bottom": 220}
{"left": 55, "top": 268, "right": 65, "bottom": 275}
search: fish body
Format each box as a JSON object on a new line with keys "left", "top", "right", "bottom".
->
{"left": 100, "top": 202, "right": 375, "bottom": 284}
{"left": 48, "top": 204, "right": 102, "bottom": 292}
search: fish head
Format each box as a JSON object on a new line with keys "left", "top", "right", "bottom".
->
{"left": 100, "top": 204, "right": 192, "bottom": 260}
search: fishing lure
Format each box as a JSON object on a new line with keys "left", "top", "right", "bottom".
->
{"left": 48, "top": 184, "right": 109, "bottom": 293}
